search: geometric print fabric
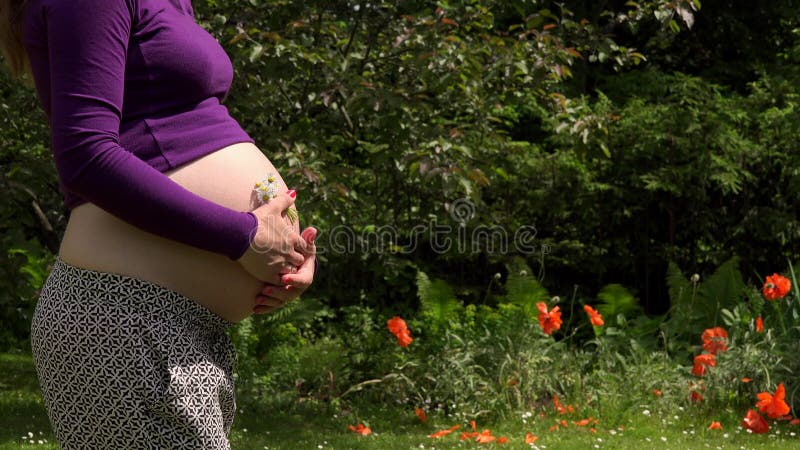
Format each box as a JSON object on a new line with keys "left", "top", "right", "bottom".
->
{"left": 31, "top": 257, "right": 237, "bottom": 449}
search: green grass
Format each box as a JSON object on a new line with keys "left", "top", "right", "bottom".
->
{"left": 2, "top": 352, "right": 799, "bottom": 449}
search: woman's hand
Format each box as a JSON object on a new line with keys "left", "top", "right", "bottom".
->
{"left": 236, "top": 190, "right": 309, "bottom": 284}
{"left": 253, "top": 227, "right": 317, "bottom": 314}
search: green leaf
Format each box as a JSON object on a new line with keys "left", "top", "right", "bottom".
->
{"left": 417, "top": 271, "right": 461, "bottom": 331}
{"left": 502, "top": 259, "right": 549, "bottom": 317}
{"left": 249, "top": 43, "right": 264, "bottom": 62}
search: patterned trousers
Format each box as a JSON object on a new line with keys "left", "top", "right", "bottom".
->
{"left": 31, "top": 257, "right": 237, "bottom": 449}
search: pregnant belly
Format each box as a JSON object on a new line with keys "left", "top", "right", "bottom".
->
{"left": 57, "top": 142, "right": 291, "bottom": 323}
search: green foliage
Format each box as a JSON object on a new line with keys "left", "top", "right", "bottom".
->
{"left": 596, "top": 284, "right": 641, "bottom": 319}
{"left": 416, "top": 271, "right": 461, "bottom": 332}
{"left": 501, "top": 258, "right": 549, "bottom": 318}
{"left": 662, "top": 257, "right": 745, "bottom": 356}
{"left": 0, "top": 68, "right": 61, "bottom": 350}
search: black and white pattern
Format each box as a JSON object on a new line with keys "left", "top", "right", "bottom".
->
{"left": 31, "top": 257, "right": 237, "bottom": 449}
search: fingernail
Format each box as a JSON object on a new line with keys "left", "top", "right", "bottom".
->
{"left": 287, "top": 190, "right": 296, "bottom": 198}
{"left": 264, "top": 287, "right": 273, "bottom": 295}
{"left": 281, "top": 275, "right": 291, "bottom": 284}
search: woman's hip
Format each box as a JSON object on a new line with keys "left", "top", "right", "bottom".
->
{"left": 31, "top": 257, "right": 238, "bottom": 449}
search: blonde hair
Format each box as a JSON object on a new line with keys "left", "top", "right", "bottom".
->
{"left": 0, "top": 0, "right": 30, "bottom": 78}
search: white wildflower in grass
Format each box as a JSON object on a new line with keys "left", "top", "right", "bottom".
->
{"left": 642, "top": 409, "right": 651, "bottom": 416}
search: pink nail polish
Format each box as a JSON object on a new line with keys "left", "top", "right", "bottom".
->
{"left": 281, "top": 275, "right": 291, "bottom": 284}
{"left": 288, "top": 190, "right": 296, "bottom": 198}
{"left": 264, "top": 287, "right": 273, "bottom": 295}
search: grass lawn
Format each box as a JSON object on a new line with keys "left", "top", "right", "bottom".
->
{"left": 2, "top": 351, "right": 798, "bottom": 449}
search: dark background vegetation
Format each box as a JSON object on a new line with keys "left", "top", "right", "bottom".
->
{"left": 2, "top": 0, "right": 799, "bottom": 350}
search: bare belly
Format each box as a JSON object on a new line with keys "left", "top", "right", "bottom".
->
{"left": 57, "top": 142, "right": 290, "bottom": 323}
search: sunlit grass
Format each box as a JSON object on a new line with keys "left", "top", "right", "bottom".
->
{"left": 2, "top": 352, "right": 799, "bottom": 449}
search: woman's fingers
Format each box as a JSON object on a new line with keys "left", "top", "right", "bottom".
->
{"left": 286, "top": 248, "right": 306, "bottom": 267}
{"left": 300, "top": 227, "right": 318, "bottom": 245}
{"left": 265, "top": 189, "right": 296, "bottom": 214}
{"left": 258, "top": 285, "right": 296, "bottom": 303}
{"left": 280, "top": 254, "right": 315, "bottom": 288}
{"left": 252, "top": 287, "right": 301, "bottom": 314}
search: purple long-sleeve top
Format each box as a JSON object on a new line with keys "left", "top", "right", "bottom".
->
{"left": 21, "top": 0, "right": 258, "bottom": 260}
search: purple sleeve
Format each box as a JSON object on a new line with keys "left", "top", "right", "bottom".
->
{"left": 45, "top": 0, "right": 257, "bottom": 260}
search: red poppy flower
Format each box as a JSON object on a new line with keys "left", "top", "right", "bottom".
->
{"left": 708, "top": 421, "right": 722, "bottom": 430}
{"left": 763, "top": 273, "right": 791, "bottom": 300}
{"left": 525, "top": 433, "right": 539, "bottom": 444}
{"left": 756, "top": 316, "right": 764, "bottom": 333}
{"left": 396, "top": 329, "right": 413, "bottom": 347}
{"left": 691, "top": 391, "right": 703, "bottom": 403}
{"left": 583, "top": 305, "right": 604, "bottom": 326}
{"left": 428, "top": 424, "right": 460, "bottom": 438}
{"left": 756, "top": 383, "right": 791, "bottom": 419}
{"left": 475, "top": 430, "right": 496, "bottom": 444}
{"left": 742, "top": 409, "right": 769, "bottom": 434}
{"left": 692, "top": 353, "right": 716, "bottom": 377}
{"left": 552, "top": 395, "right": 569, "bottom": 414}
{"left": 742, "top": 377, "right": 752, "bottom": 383}
{"left": 537, "top": 302, "right": 562, "bottom": 335}
{"left": 701, "top": 327, "right": 728, "bottom": 354}
{"left": 497, "top": 436, "right": 508, "bottom": 444}
{"left": 348, "top": 423, "right": 372, "bottom": 436}
{"left": 459, "top": 431, "right": 479, "bottom": 440}
{"left": 790, "top": 418, "right": 800, "bottom": 426}
{"left": 387, "top": 316, "right": 407, "bottom": 334}
{"left": 415, "top": 408, "right": 427, "bottom": 423}
{"left": 653, "top": 389, "right": 662, "bottom": 397}
{"left": 387, "top": 316, "right": 414, "bottom": 347}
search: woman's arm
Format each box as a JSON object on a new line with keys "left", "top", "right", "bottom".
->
{"left": 42, "top": 0, "right": 259, "bottom": 260}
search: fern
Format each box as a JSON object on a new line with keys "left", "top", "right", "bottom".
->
{"left": 697, "top": 256, "right": 745, "bottom": 325}
{"left": 596, "top": 284, "right": 641, "bottom": 319}
{"left": 502, "top": 258, "right": 549, "bottom": 317}
{"left": 666, "top": 261, "right": 693, "bottom": 308}
{"left": 416, "top": 271, "right": 461, "bottom": 331}
{"left": 661, "top": 261, "right": 698, "bottom": 344}
{"left": 259, "top": 297, "right": 325, "bottom": 326}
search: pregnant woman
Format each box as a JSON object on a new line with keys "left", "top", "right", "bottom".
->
{"left": 2, "top": 0, "right": 316, "bottom": 448}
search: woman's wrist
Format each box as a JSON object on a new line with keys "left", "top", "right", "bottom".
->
{"left": 232, "top": 211, "right": 259, "bottom": 261}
